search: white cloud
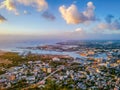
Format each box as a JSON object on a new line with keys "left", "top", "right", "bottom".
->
{"left": 69, "top": 27, "right": 86, "bottom": 35}
{"left": 23, "top": 10, "right": 28, "bottom": 14}
{"left": 23, "top": 10, "right": 31, "bottom": 15}
{"left": 59, "top": 1, "right": 96, "bottom": 24}
{"left": 75, "top": 28, "right": 84, "bottom": 32}
{"left": 83, "top": 2, "right": 95, "bottom": 20}
{"left": 62, "top": 27, "right": 87, "bottom": 39}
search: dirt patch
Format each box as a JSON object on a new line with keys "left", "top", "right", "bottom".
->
{"left": 0, "top": 58, "right": 12, "bottom": 65}
{"left": 0, "top": 51, "right": 12, "bottom": 65}
{"left": 0, "top": 50, "right": 7, "bottom": 56}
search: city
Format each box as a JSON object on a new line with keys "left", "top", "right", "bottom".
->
{"left": 0, "top": 40, "right": 120, "bottom": 90}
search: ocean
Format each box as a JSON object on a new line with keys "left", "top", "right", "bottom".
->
{"left": 0, "top": 39, "right": 108, "bottom": 59}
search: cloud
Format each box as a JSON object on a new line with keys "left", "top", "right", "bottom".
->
{"left": 23, "top": 10, "right": 28, "bottom": 14}
{"left": 83, "top": 2, "right": 95, "bottom": 20}
{"left": 108, "top": 19, "right": 120, "bottom": 30}
{"left": 74, "top": 28, "right": 86, "bottom": 35}
{"left": 68, "top": 28, "right": 86, "bottom": 37}
{"left": 0, "top": 0, "right": 48, "bottom": 15}
{"left": 0, "top": 0, "right": 18, "bottom": 15}
{"left": 95, "top": 15, "right": 120, "bottom": 30}
{"left": 105, "top": 14, "right": 114, "bottom": 24}
{"left": 23, "top": 10, "right": 31, "bottom": 15}
{"left": 17, "top": 0, "right": 48, "bottom": 11}
{"left": 75, "top": 28, "right": 84, "bottom": 32}
{"left": 59, "top": 1, "right": 96, "bottom": 24}
{"left": 0, "top": 14, "right": 7, "bottom": 23}
{"left": 59, "top": 4, "right": 84, "bottom": 24}
{"left": 41, "top": 11, "right": 55, "bottom": 21}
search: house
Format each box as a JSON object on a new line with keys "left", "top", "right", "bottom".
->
{"left": 9, "top": 74, "right": 16, "bottom": 81}
{"left": 52, "top": 57, "right": 60, "bottom": 61}
{"left": 35, "top": 61, "right": 41, "bottom": 64}
{"left": 26, "top": 76, "right": 36, "bottom": 84}
{"left": 47, "top": 68, "right": 52, "bottom": 73}
{"left": 88, "top": 50, "right": 95, "bottom": 55}
{"left": 38, "top": 80, "right": 45, "bottom": 85}
{"left": 28, "top": 61, "right": 33, "bottom": 64}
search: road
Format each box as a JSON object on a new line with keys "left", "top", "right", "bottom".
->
{"left": 22, "top": 65, "right": 64, "bottom": 90}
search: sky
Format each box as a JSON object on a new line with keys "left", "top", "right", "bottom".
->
{"left": 0, "top": 0, "right": 120, "bottom": 40}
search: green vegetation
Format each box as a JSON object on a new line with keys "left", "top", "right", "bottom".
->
{"left": 6, "top": 79, "right": 29, "bottom": 90}
{"left": 0, "top": 52, "right": 53, "bottom": 75}
{"left": 27, "top": 79, "right": 79, "bottom": 90}
{"left": 0, "top": 70, "right": 6, "bottom": 75}
{"left": 49, "top": 61, "right": 66, "bottom": 68}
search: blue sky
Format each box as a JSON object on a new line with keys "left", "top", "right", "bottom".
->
{"left": 0, "top": 0, "right": 120, "bottom": 39}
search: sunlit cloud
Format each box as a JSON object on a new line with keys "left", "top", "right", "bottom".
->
{"left": 0, "top": 0, "right": 48, "bottom": 15}
{"left": 0, "top": 0, "right": 19, "bottom": 15}
{"left": 17, "top": 0, "right": 48, "bottom": 11}
{"left": 59, "top": 1, "right": 96, "bottom": 24}
{"left": 0, "top": 14, "right": 7, "bottom": 23}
